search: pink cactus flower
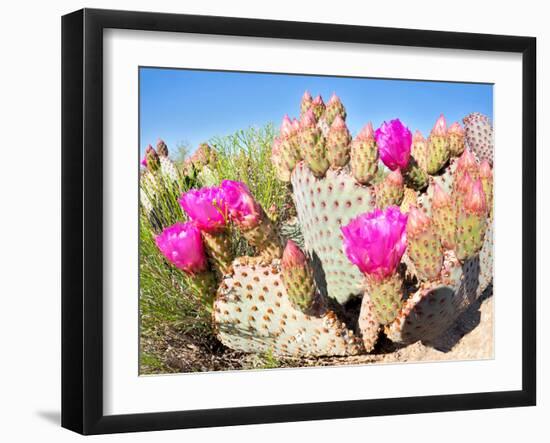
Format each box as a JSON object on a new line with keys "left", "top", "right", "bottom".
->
{"left": 341, "top": 206, "right": 408, "bottom": 281}
{"left": 356, "top": 122, "right": 375, "bottom": 141}
{"left": 220, "top": 180, "right": 262, "bottom": 230}
{"left": 179, "top": 187, "right": 228, "bottom": 233}
{"left": 449, "top": 121, "right": 465, "bottom": 136}
{"left": 464, "top": 179, "right": 487, "bottom": 215}
{"left": 155, "top": 222, "right": 208, "bottom": 275}
{"left": 431, "top": 114, "right": 448, "bottom": 137}
{"left": 281, "top": 240, "right": 308, "bottom": 270}
{"left": 141, "top": 156, "right": 147, "bottom": 168}
{"left": 375, "top": 119, "right": 412, "bottom": 170}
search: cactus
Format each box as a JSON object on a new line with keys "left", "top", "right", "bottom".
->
{"left": 455, "top": 179, "right": 488, "bottom": 261}
{"left": 326, "top": 115, "right": 352, "bottom": 168}
{"left": 291, "top": 163, "right": 376, "bottom": 304}
{"left": 376, "top": 169, "right": 404, "bottom": 208}
{"left": 431, "top": 183, "right": 457, "bottom": 250}
{"left": 386, "top": 225, "right": 493, "bottom": 344}
{"left": 281, "top": 240, "right": 317, "bottom": 312}
{"left": 213, "top": 258, "right": 364, "bottom": 356}
{"left": 406, "top": 207, "right": 444, "bottom": 281}
{"left": 463, "top": 112, "right": 493, "bottom": 165}
{"left": 403, "top": 156, "right": 429, "bottom": 190}
{"left": 325, "top": 93, "right": 347, "bottom": 126}
{"left": 448, "top": 122, "right": 466, "bottom": 157}
{"left": 144, "top": 92, "right": 494, "bottom": 359}
{"left": 350, "top": 123, "right": 378, "bottom": 184}
{"left": 426, "top": 115, "right": 450, "bottom": 174}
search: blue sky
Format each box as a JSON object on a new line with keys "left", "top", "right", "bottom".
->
{"left": 139, "top": 68, "right": 493, "bottom": 157}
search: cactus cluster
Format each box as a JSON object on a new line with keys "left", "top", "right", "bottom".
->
{"left": 144, "top": 92, "right": 494, "bottom": 359}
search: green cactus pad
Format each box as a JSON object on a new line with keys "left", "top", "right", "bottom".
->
{"left": 387, "top": 226, "right": 493, "bottom": 344}
{"left": 282, "top": 258, "right": 316, "bottom": 312}
{"left": 426, "top": 135, "right": 450, "bottom": 174}
{"left": 213, "top": 259, "right": 365, "bottom": 356}
{"left": 400, "top": 187, "right": 418, "bottom": 214}
{"left": 432, "top": 203, "right": 457, "bottom": 250}
{"left": 326, "top": 126, "right": 351, "bottom": 168}
{"left": 404, "top": 157, "right": 428, "bottom": 190}
{"left": 202, "top": 230, "right": 234, "bottom": 276}
{"left": 415, "top": 160, "right": 457, "bottom": 217}
{"left": 239, "top": 211, "right": 283, "bottom": 261}
{"left": 463, "top": 113, "right": 493, "bottom": 165}
{"left": 407, "top": 224, "right": 444, "bottom": 281}
{"left": 350, "top": 136, "right": 378, "bottom": 185}
{"left": 448, "top": 133, "right": 465, "bottom": 157}
{"left": 304, "top": 136, "right": 330, "bottom": 178}
{"left": 291, "top": 162, "right": 377, "bottom": 304}
{"left": 358, "top": 294, "right": 380, "bottom": 352}
{"left": 375, "top": 175, "right": 404, "bottom": 209}
{"left": 455, "top": 211, "right": 487, "bottom": 261}
{"left": 366, "top": 273, "right": 404, "bottom": 325}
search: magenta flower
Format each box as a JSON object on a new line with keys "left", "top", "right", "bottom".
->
{"left": 140, "top": 156, "right": 147, "bottom": 168}
{"left": 375, "top": 119, "right": 412, "bottom": 170}
{"left": 155, "top": 222, "right": 208, "bottom": 275}
{"left": 179, "top": 187, "right": 228, "bottom": 233}
{"left": 220, "top": 180, "right": 262, "bottom": 229}
{"left": 341, "top": 206, "right": 408, "bottom": 281}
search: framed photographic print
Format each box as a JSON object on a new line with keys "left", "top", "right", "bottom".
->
{"left": 61, "top": 8, "right": 536, "bottom": 435}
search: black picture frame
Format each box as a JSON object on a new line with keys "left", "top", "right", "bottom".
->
{"left": 61, "top": 8, "right": 537, "bottom": 435}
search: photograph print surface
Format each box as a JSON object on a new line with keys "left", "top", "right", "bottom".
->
{"left": 138, "top": 68, "right": 494, "bottom": 374}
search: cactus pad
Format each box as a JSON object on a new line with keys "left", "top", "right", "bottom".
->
{"left": 214, "top": 259, "right": 364, "bottom": 356}
{"left": 367, "top": 273, "right": 404, "bottom": 325}
{"left": 426, "top": 134, "right": 450, "bottom": 174}
{"left": 291, "top": 162, "right": 376, "bottom": 304}
{"left": 357, "top": 294, "right": 380, "bottom": 352}
{"left": 386, "top": 223, "right": 493, "bottom": 344}
{"left": 463, "top": 113, "right": 493, "bottom": 165}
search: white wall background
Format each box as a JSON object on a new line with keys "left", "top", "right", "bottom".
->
{"left": 0, "top": 0, "right": 545, "bottom": 441}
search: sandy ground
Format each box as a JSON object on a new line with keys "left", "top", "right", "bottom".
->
{"left": 141, "top": 289, "right": 493, "bottom": 374}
